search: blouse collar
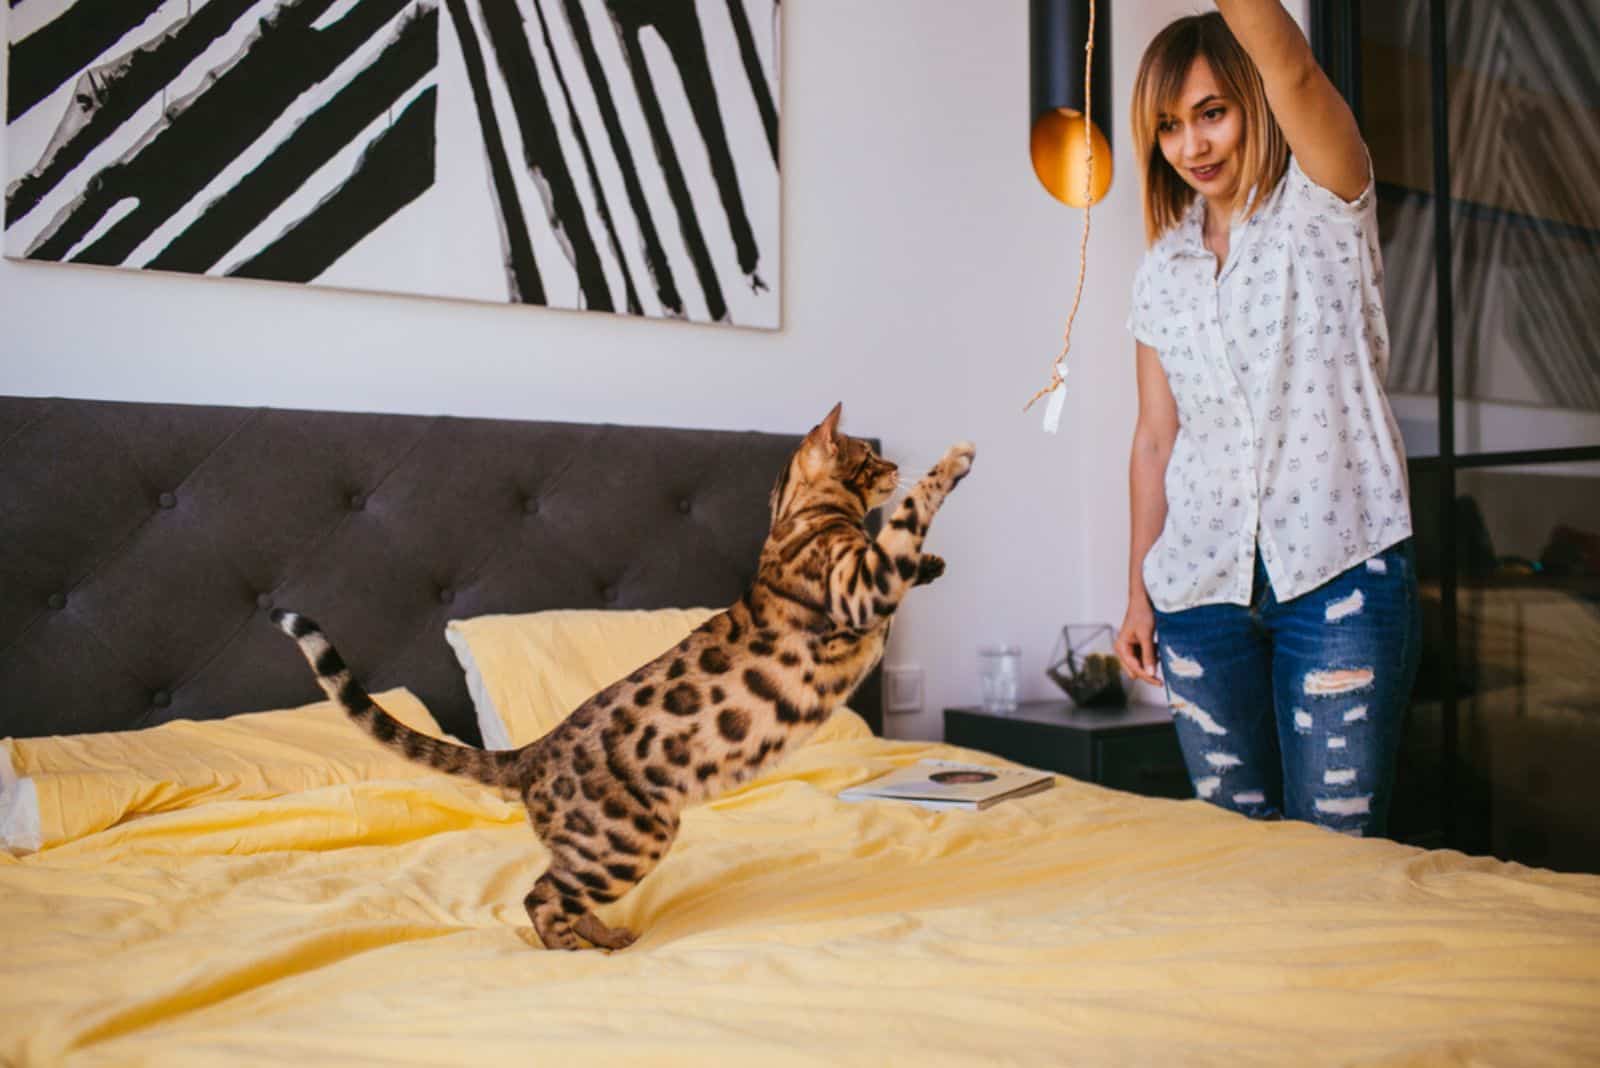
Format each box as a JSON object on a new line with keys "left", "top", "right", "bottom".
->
{"left": 1159, "top": 181, "right": 1270, "bottom": 263}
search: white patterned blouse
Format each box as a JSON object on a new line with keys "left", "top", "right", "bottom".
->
{"left": 1126, "top": 154, "right": 1413, "bottom": 612}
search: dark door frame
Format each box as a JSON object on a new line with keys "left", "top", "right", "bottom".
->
{"left": 1311, "top": 0, "right": 1600, "bottom": 853}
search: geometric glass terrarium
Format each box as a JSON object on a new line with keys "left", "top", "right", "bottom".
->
{"left": 1045, "top": 623, "right": 1126, "bottom": 707}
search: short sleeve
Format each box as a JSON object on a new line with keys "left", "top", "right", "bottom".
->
{"left": 1126, "top": 256, "right": 1161, "bottom": 348}
{"left": 1283, "top": 149, "right": 1375, "bottom": 219}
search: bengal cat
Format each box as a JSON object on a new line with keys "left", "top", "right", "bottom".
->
{"left": 273, "top": 403, "right": 974, "bottom": 950}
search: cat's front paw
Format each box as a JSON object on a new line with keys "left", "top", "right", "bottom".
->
{"left": 943, "top": 441, "right": 976, "bottom": 484}
{"left": 914, "top": 554, "right": 946, "bottom": 586}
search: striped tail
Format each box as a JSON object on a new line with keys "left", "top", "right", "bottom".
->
{"left": 271, "top": 609, "right": 518, "bottom": 789}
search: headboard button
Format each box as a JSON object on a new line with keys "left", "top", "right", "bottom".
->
{"left": 523, "top": 497, "right": 539, "bottom": 515}
{"left": 601, "top": 584, "right": 618, "bottom": 604}
{"left": 348, "top": 493, "right": 366, "bottom": 511}
{"left": 677, "top": 498, "right": 691, "bottom": 514}
{"left": 48, "top": 593, "right": 67, "bottom": 610}
{"left": 158, "top": 492, "right": 177, "bottom": 509}
{"left": 256, "top": 593, "right": 274, "bottom": 610}
{"left": 438, "top": 587, "right": 455, "bottom": 605}
{"left": 151, "top": 690, "right": 172, "bottom": 709}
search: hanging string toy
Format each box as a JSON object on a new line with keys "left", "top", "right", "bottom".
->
{"left": 1023, "top": 0, "right": 1097, "bottom": 435}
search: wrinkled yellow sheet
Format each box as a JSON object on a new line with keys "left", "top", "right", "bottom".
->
{"left": 4, "top": 713, "right": 1599, "bottom": 1067}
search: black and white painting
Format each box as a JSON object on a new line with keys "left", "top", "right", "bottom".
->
{"left": 4, "top": 0, "right": 781, "bottom": 328}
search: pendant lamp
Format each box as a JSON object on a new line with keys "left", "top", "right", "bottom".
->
{"left": 1030, "top": 0, "right": 1113, "bottom": 206}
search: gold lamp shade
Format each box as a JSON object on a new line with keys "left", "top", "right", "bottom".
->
{"left": 1031, "top": 0, "right": 1113, "bottom": 206}
{"left": 1031, "top": 108, "right": 1113, "bottom": 206}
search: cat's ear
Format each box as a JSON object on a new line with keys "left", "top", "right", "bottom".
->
{"left": 820, "top": 402, "right": 843, "bottom": 440}
{"left": 798, "top": 403, "right": 842, "bottom": 480}
{"left": 814, "top": 402, "right": 843, "bottom": 449}
{"left": 803, "top": 403, "right": 843, "bottom": 457}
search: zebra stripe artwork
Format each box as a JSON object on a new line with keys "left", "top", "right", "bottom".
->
{"left": 4, "top": 0, "right": 782, "bottom": 328}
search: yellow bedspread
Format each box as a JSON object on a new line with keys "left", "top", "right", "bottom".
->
{"left": 4, "top": 712, "right": 1599, "bottom": 1066}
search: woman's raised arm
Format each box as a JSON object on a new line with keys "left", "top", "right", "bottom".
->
{"left": 1215, "top": 0, "right": 1368, "bottom": 200}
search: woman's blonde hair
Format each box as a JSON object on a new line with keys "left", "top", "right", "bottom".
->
{"left": 1131, "top": 12, "right": 1289, "bottom": 243}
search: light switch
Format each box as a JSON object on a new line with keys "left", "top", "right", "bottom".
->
{"left": 884, "top": 665, "right": 924, "bottom": 713}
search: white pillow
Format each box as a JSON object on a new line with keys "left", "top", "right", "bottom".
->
{"left": 0, "top": 750, "right": 41, "bottom": 853}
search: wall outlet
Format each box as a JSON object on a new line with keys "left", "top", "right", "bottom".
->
{"left": 884, "top": 665, "right": 924, "bottom": 713}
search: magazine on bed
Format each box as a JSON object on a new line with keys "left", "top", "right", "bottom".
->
{"left": 839, "top": 760, "right": 1054, "bottom": 811}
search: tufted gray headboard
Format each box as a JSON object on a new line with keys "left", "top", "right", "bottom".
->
{"left": 1, "top": 396, "right": 883, "bottom": 744}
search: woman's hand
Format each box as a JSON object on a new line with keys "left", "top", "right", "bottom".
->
{"left": 1115, "top": 597, "right": 1162, "bottom": 686}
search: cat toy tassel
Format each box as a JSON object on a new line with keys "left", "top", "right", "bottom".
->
{"left": 1040, "top": 362, "right": 1070, "bottom": 433}
{"left": 1024, "top": 0, "right": 1097, "bottom": 435}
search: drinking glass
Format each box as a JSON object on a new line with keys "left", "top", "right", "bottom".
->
{"left": 978, "top": 644, "right": 1021, "bottom": 714}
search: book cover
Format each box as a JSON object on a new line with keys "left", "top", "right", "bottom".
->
{"left": 838, "top": 759, "right": 1054, "bottom": 811}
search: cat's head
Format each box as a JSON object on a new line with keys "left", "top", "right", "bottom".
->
{"left": 771, "top": 403, "right": 899, "bottom": 523}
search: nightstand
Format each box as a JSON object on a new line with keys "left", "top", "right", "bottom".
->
{"left": 944, "top": 701, "right": 1193, "bottom": 800}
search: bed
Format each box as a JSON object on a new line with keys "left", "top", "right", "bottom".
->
{"left": 3, "top": 395, "right": 1599, "bottom": 1066}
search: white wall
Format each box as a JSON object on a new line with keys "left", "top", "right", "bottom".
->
{"left": 1, "top": 0, "right": 1224, "bottom": 738}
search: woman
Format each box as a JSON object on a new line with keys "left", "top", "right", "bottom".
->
{"left": 1113, "top": 2, "right": 1420, "bottom": 836}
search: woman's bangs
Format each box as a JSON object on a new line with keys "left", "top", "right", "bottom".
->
{"left": 1141, "top": 31, "right": 1199, "bottom": 133}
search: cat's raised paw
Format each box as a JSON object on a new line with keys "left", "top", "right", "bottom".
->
{"left": 944, "top": 441, "right": 976, "bottom": 482}
{"left": 915, "top": 554, "right": 946, "bottom": 586}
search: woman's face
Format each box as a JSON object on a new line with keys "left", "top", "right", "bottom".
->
{"left": 1156, "top": 57, "right": 1244, "bottom": 209}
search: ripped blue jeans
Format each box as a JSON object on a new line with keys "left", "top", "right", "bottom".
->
{"left": 1151, "top": 540, "right": 1420, "bottom": 837}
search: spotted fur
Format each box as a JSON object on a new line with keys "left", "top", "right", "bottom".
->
{"left": 272, "top": 403, "right": 974, "bottom": 951}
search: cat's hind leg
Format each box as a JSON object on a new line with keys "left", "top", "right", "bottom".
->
{"left": 574, "top": 911, "right": 636, "bottom": 951}
{"left": 525, "top": 869, "right": 637, "bottom": 950}
{"left": 525, "top": 872, "right": 585, "bottom": 951}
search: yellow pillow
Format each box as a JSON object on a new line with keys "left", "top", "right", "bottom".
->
{"left": 446, "top": 608, "right": 719, "bottom": 747}
{"left": 1, "top": 689, "right": 442, "bottom": 853}
{"left": 445, "top": 608, "right": 881, "bottom": 750}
